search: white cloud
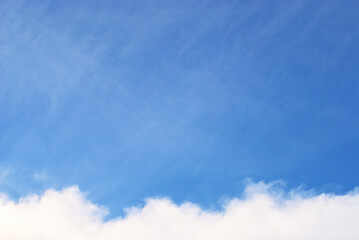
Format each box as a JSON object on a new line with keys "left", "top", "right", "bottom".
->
{"left": 0, "top": 182, "right": 358, "bottom": 240}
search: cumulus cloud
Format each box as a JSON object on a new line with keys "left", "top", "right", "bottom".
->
{"left": 0, "top": 182, "right": 358, "bottom": 240}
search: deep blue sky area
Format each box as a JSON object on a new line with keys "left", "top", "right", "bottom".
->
{"left": 1, "top": 0, "right": 358, "bottom": 216}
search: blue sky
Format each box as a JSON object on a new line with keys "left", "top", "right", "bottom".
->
{"left": 1, "top": 0, "right": 358, "bottom": 218}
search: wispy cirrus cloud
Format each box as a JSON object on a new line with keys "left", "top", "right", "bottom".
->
{"left": 0, "top": 181, "right": 358, "bottom": 240}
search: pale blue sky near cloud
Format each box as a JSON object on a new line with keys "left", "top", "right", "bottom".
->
{"left": 1, "top": 0, "right": 358, "bottom": 216}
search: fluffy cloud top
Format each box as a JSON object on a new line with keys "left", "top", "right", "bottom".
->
{"left": 0, "top": 182, "right": 358, "bottom": 240}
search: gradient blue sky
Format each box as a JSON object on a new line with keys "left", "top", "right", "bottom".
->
{"left": 1, "top": 0, "right": 358, "bottom": 216}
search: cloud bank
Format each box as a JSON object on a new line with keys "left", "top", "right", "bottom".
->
{"left": 0, "top": 182, "right": 358, "bottom": 240}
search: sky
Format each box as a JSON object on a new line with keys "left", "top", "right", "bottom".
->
{"left": 1, "top": 0, "right": 359, "bottom": 238}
